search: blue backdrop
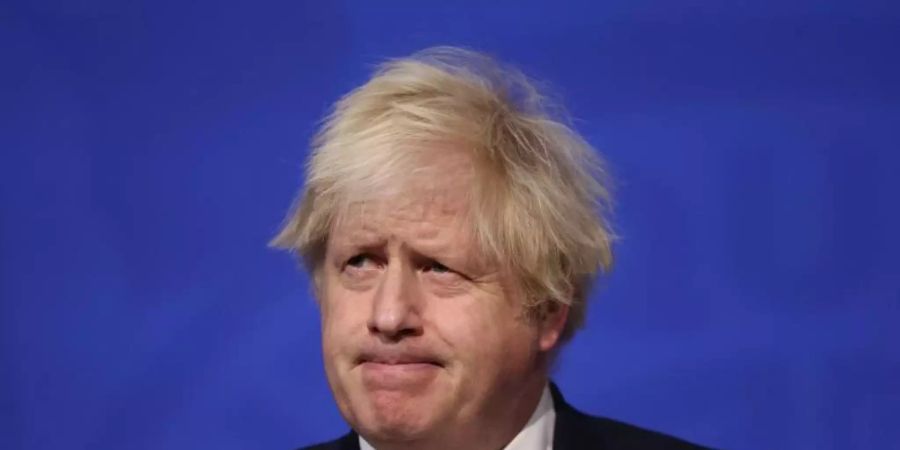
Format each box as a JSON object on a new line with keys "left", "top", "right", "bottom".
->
{"left": 2, "top": 1, "right": 898, "bottom": 449}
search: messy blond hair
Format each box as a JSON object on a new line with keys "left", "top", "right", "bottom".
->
{"left": 272, "top": 47, "right": 613, "bottom": 342}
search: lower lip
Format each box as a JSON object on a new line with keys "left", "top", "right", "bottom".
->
{"left": 359, "top": 362, "right": 442, "bottom": 389}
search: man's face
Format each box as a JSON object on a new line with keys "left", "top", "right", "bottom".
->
{"left": 317, "top": 152, "right": 566, "bottom": 447}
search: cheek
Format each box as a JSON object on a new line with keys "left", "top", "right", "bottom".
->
{"left": 439, "top": 300, "right": 538, "bottom": 370}
{"left": 319, "top": 289, "right": 369, "bottom": 357}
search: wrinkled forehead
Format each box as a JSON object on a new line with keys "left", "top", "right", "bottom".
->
{"left": 330, "top": 202, "right": 465, "bottom": 254}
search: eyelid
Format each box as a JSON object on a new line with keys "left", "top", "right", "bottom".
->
{"left": 343, "top": 253, "right": 379, "bottom": 269}
{"left": 340, "top": 253, "right": 470, "bottom": 279}
{"left": 423, "top": 259, "right": 472, "bottom": 280}
{"left": 419, "top": 257, "right": 448, "bottom": 271}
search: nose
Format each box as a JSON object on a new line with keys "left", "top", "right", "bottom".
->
{"left": 367, "top": 260, "right": 423, "bottom": 341}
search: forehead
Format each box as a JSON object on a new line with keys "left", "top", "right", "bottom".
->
{"left": 331, "top": 199, "right": 464, "bottom": 250}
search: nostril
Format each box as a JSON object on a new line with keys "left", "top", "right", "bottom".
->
{"left": 368, "top": 322, "right": 423, "bottom": 342}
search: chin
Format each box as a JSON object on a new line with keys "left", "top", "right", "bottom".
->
{"left": 359, "top": 399, "right": 438, "bottom": 440}
{"left": 351, "top": 386, "right": 447, "bottom": 441}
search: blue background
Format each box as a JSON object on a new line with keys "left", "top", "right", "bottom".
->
{"left": 2, "top": 1, "right": 899, "bottom": 449}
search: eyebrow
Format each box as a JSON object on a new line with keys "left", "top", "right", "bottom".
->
{"left": 333, "top": 233, "right": 463, "bottom": 263}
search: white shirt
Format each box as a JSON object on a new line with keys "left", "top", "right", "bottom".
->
{"left": 359, "top": 384, "right": 556, "bottom": 450}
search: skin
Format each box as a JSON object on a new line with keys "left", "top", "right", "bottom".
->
{"left": 316, "top": 151, "right": 568, "bottom": 450}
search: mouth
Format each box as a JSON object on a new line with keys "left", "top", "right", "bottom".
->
{"left": 356, "top": 353, "right": 444, "bottom": 368}
{"left": 357, "top": 353, "right": 444, "bottom": 389}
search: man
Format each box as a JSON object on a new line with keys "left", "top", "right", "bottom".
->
{"left": 273, "top": 47, "right": 706, "bottom": 450}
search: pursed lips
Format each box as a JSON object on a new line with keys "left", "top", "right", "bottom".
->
{"left": 356, "top": 352, "right": 444, "bottom": 367}
{"left": 356, "top": 350, "right": 444, "bottom": 389}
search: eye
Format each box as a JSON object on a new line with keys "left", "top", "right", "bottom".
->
{"left": 345, "top": 254, "right": 376, "bottom": 269}
{"left": 423, "top": 260, "right": 452, "bottom": 274}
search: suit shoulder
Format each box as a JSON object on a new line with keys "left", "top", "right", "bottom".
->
{"left": 581, "top": 414, "right": 711, "bottom": 449}
{"left": 551, "top": 384, "right": 711, "bottom": 450}
{"left": 297, "top": 442, "right": 337, "bottom": 450}
{"left": 295, "top": 431, "right": 358, "bottom": 450}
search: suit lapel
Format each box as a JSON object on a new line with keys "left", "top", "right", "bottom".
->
{"left": 550, "top": 382, "right": 607, "bottom": 450}
{"left": 335, "top": 431, "right": 360, "bottom": 450}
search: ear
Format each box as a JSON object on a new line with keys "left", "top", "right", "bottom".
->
{"left": 538, "top": 302, "right": 569, "bottom": 352}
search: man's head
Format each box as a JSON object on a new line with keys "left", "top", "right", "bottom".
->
{"left": 273, "top": 47, "right": 613, "bottom": 449}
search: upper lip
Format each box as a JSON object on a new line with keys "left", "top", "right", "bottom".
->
{"left": 357, "top": 349, "right": 444, "bottom": 366}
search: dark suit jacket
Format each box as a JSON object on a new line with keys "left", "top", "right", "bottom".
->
{"left": 300, "top": 383, "right": 709, "bottom": 449}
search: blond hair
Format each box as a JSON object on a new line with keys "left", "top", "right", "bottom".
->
{"left": 272, "top": 47, "right": 614, "bottom": 342}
